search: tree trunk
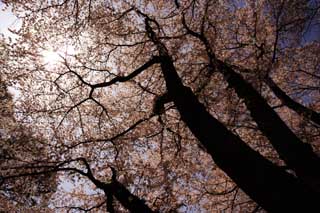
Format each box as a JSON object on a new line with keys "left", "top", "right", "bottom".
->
{"left": 159, "top": 54, "right": 318, "bottom": 212}
{"left": 188, "top": 28, "right": 320, "bottom": 190}
{"left": 264, "top": 75, "right": 320, "bottom": 126}
{"left": 104, "top": 181, "right": 155, "bottom": 213}
{"left": 182, "top": 21, "right": 320, "bottom": 187}
{"left": 144, "top": 18, "right": 319, "bottom": 211}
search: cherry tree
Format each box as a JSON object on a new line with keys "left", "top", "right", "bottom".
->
{"left": 1, "top": 0, "right": 319, "bottom": 212}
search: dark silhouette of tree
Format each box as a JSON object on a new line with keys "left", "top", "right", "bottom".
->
{"left": 1, "top": 0, "right": 319, "bottom": 212}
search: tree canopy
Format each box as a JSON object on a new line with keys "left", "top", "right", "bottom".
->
{"left": 1, "top": 0, "right": 320, "bottom": 212}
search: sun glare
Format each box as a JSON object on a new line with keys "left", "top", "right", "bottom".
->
{"left": 42, "top": 49, "right": 61, "bottom": 65}
{"left": 41, "top": 45, "right": 76, "bottom": 66}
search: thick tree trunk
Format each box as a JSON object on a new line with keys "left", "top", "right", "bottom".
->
{"left": 215, "top": 60, "right": 320, "bottom": 191}
{"left": 158, "top": 54, "right": 318, "bottom": 212}
{"left": 144, "top": 18, "right": 319, "bottom": 211}
{"left": 104, "top": 181, "right": 155, "bottom": 213}
{"left": 186, "top": 28, "right": 320, "bottom": 190}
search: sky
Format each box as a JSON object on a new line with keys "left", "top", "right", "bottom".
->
{"left": 0, "top": 2, "right": 20, "bottom": 38}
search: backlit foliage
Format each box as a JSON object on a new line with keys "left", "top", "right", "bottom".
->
{"left": 1, "top": 0, "right": 319, "bottom": 212}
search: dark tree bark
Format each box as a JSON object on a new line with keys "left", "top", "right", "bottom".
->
{"left": 144, "top": 17, "right": 319, "bottom": 212}
{"left": 106, "top": 192, "right": 115, "bottom": 213}
{"left": 215, "top": 59, "right": 320, "bottom": 190}
{"left": 181, "top": 18, "right": 320, "bottom": 191}
{"left": 103, "top": 181, "right": 155, "bottom": 213}
{"left": 86, "top": 164, "right": 156, "bottom": 213}
{"left": 0, "top": 162, "right": 155, "bottom": 213}
{"left": 64, "top": 159, "right": 155, "bottom": 213}
{"left": 264, "top": 75, "right": 320, "bottom": 126}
